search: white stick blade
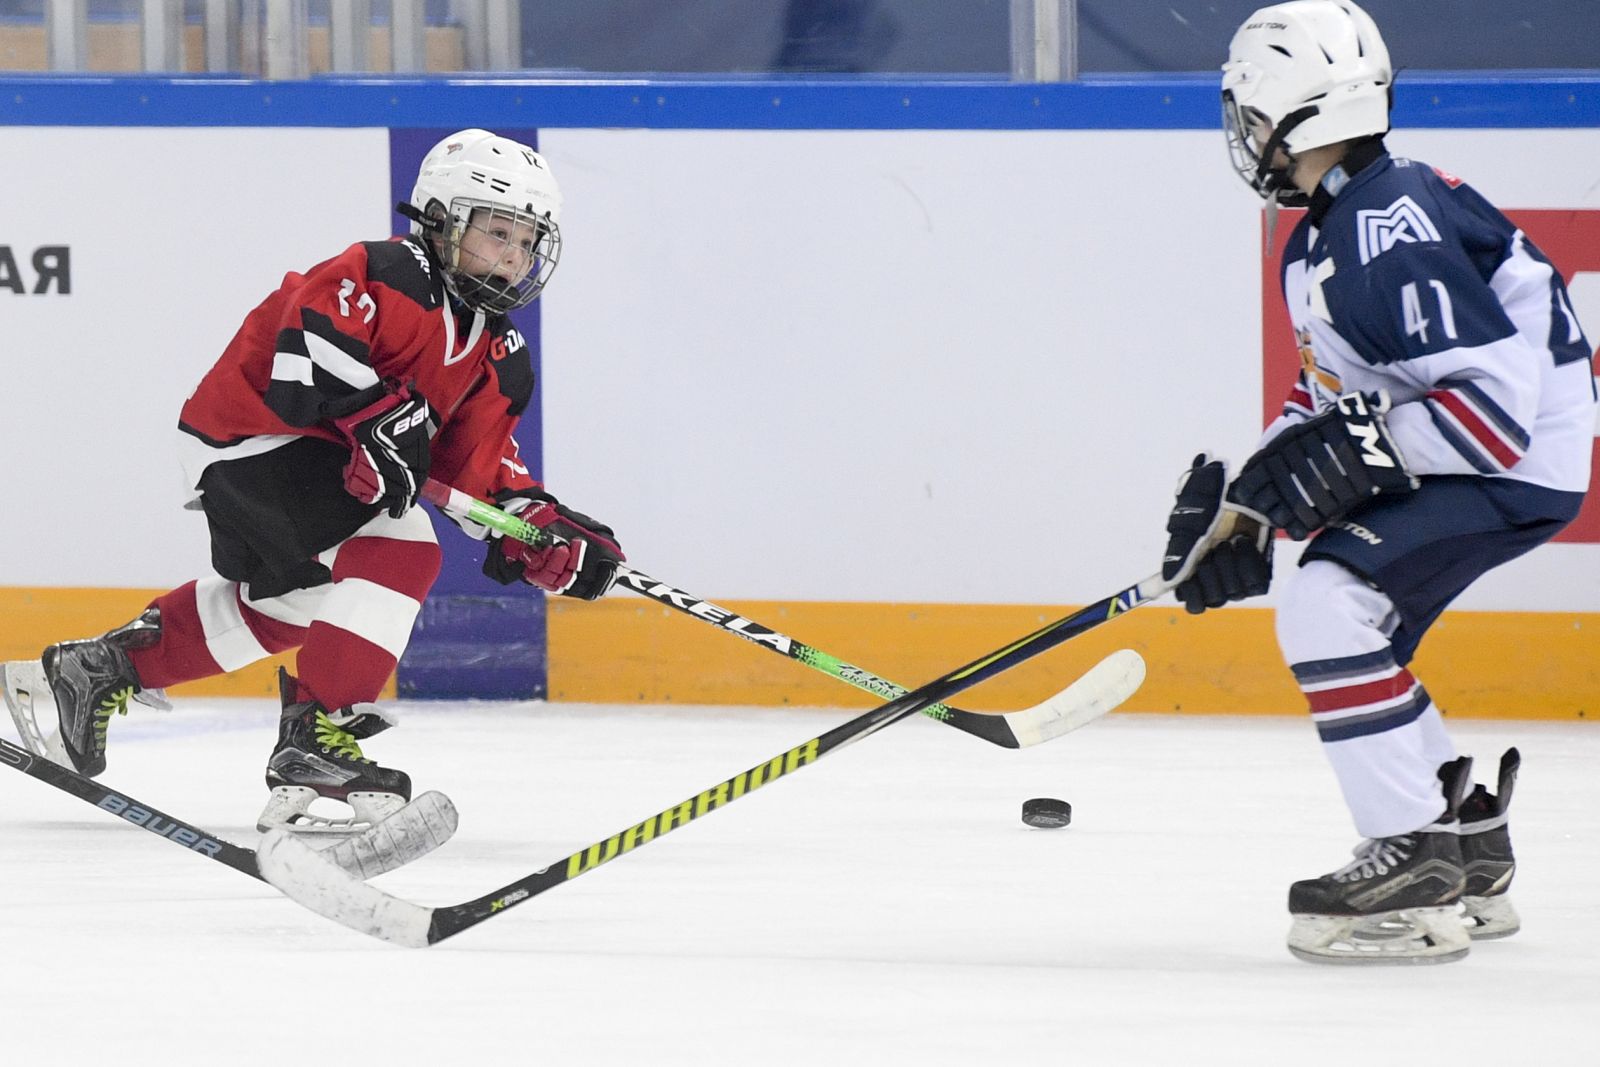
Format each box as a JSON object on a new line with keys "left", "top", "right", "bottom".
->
{"left": 1006, "top": 648, "right": 1146, "bottom": 748}
{"left": 257, "top": 829, "right": 435, "bottom": 948}
{"left": 317, "top": 790, "right": 460, "bottom": 880}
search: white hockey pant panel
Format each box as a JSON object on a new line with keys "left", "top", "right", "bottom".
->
{"left": 1275, "top": 560, "right": 1458, "bottom": 839}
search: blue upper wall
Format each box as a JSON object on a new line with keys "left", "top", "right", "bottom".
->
{"left": 2, "top": 73, "right": 1597, "bottom": 129}
{"left": 6, "top": 1, "right": 1594, "bottom": 74}
{"left": 508, "top": 0, "right": 1600, "bottom": 75}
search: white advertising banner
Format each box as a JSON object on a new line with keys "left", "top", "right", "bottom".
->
{"left": 0, "top": 127, "right": 390, "bottom": 589}
{"left": 537, "top": 127, "right": 1600, "bottom": 610}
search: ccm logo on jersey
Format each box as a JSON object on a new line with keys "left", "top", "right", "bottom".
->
{"left": 0, "top": 245, "right": 71, "bottom": 294}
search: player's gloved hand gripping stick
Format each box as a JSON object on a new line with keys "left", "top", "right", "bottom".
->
{"left": 419, "top": 478, "right": 1142, "bottom": 751}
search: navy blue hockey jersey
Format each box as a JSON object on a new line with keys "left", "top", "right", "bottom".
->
{"left": 1268, "top": 153, "right": 1595, "bottom": 494}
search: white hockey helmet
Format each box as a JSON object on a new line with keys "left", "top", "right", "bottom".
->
{"left": 406, "top": 129, "right": 563, "bottom": 314}
{"left": 1221, "top": 0, "right": 1391, "bottom": 204}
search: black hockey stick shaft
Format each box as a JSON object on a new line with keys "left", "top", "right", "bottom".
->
{"left": 422, "top": 478, "right": 1026, "bottom": 749}
{"left": 0, "top": 736, "right": 263, "bottom": 879}
{"left": 420, "top": 571, "right": 1168, "bottom": 944}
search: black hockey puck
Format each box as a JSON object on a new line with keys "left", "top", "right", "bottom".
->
{"left": 1021, "top": 797, "right": 1072, "bottom": 829}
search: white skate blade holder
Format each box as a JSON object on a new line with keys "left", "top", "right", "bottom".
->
{"left": 1288, "top": 906, "right": 1472, "bottom": 965}
{"left": 1462, "top": 894, "right": 1520, "bottom": 940}
{"left": 258, "top": 785, "right": 415, "bottom": 836}
{"left": 2, "top": 660, "right": 72, "bottom": 766}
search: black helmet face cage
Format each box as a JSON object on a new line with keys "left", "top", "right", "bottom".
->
{"left": 1223, "top": 92, "right": 1315, "bottom": 208}
{"left": 440, "top": 198, "right": 561, "bottom": 315}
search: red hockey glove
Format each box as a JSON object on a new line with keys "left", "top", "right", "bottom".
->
{"left": 483, "top": 493, "right": 625, "bottom": 600}
{"left": 331, "top": 382, "right": 433, "bottom": 519}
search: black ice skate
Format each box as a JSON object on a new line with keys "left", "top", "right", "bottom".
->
{"left": 1, "top": 608, "right": 169, "bottom": 777}
{"left": 1286, "top": 756, "right": 1473, "bottom": 965}
{"left": 258, "top": 668, "right": 412, "bottom": 835}
{"left": 1459, "top": 747, "right": 1520, "bottom": 940}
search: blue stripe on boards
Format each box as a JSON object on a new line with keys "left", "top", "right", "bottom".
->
{"left": 2, "top": 74, "right": 1596, "bottom": 129}
{"left": 389, "top": 128, "right": 551, "bottom": 701}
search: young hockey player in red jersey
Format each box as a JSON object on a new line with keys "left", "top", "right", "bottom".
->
{"left": 1159, "top": 2, "right": 1592, "bottom": 964}
{"left": 2, "top": 129, "right": 623, "bottom": 833}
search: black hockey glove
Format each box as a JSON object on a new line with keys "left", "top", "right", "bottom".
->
{"left": 331, "top": 381, "right": 434, "bottom": 520}
{"left": 1230, "top": 391, "right": 1418, "bottom": 540}
{"left": 1175, "top": 518, "right": 1273, "bottom": 615}
{"left": 483, "top": 491, "right": 625, "bottom": 600}
{"left": 1162, "top": 453, "right": 1274, "bottom": 614}
{"left": 1162, "top": 454, "right": 1230, "bottom": 586}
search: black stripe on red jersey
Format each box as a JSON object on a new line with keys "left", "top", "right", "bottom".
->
{"left": 487, "top": 326, "right": 535, "bottom": 418}
{"left": 266, "top": 308, "right": 380, "bottom": 427}
{"left": 362, "top": 238, "right": 444, "bottom": 310}
{"left": 178, "top": 421, "right": 249, "bottom": 449}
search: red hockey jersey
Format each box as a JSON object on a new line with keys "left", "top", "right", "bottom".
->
{"left": 177, "top": 236, "right": 538, "bottom": 501}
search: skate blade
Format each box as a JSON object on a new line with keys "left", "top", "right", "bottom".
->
{"left": 257, "top": 786, "right": 409, "bottom": 837}
{"left": 2, "top": 660, "right": 71, "bottom": 767}
{"left": 1287, "top": 906, "right": 1471, "bottom": 965}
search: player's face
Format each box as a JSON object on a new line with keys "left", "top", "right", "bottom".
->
{"left": 458, "top": 209, "right": 544, "bottom": 285}
{"left": 1242, "top": 109, "right": 1276, "bottom": 156}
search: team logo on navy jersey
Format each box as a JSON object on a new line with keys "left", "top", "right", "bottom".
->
{"left": 1356, "top": 196, "right": 1442, "bottom": 265}
{"left": 1296, "top": 329, "right": 1344, "bottom": 397}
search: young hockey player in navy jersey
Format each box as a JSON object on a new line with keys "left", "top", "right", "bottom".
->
{"left": 1159, "top": 1, "right": 1594, "bottom": 964}
{"left": 2, "top": 129, "right": 624, "bottom": 833}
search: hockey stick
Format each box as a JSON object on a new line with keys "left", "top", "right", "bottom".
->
{"left": 257, "top": 573, "right": 1166, "bottom": 947}
{"left": 1, "top": 735, "right": 265, "bottom": 878}
{"left": 0, "top": 735, "right": 460, "bottom": 883}
{"left": 420, "top": 478, "right": 1102, "bottom": 750}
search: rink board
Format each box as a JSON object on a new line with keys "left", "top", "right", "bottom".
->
{"left": 2, "top": 586, "right": 1592, "bottom": 718}
{"left": 0, "top": 78, "right": 1596, "bottom": 713}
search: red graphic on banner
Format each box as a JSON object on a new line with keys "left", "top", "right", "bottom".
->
{"left": 1261, "top": 209, "right": 1600, "bottom": 543}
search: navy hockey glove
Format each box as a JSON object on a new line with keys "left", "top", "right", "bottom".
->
{"left": 1230, "top": 391, "right": 1418, "bottom": 540}
{"left": 1162, "top": 454, "right": 1230, "bottom": 586}
{"left": 1175, "top": 518, "right": 1273, "bottom": 615}
{"left": 331, "top": 381, "right": 433, "bottom": 519}
{"left": 1162, "top": 453, "right": 1274, "bottom": 613}
{"left": 484, "top": 492, "right": 625, "bottom": 600}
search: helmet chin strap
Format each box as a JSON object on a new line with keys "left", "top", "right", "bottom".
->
{"left": 1252, "top": 105, "right": 1319, "bottom": 207}
{"left": 395, "top": 201, "right": 444, "bottom": 233}
{"left": 1251, "top": 105, "right": 1320, "bottom": 253}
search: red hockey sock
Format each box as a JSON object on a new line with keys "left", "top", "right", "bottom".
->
{"left": 294, "top": 533, "right": 441, "bottom": 709}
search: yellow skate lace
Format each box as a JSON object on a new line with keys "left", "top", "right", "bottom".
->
{"left": 93, "top": 686, "right": 136, "bottom": 744}
{"left": 313, "top": 712, "right": 370, "bottom": 762}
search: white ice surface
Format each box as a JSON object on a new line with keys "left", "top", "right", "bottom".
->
{"left": 3, "top": 699, "right": 1598, "bottom": 1066}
